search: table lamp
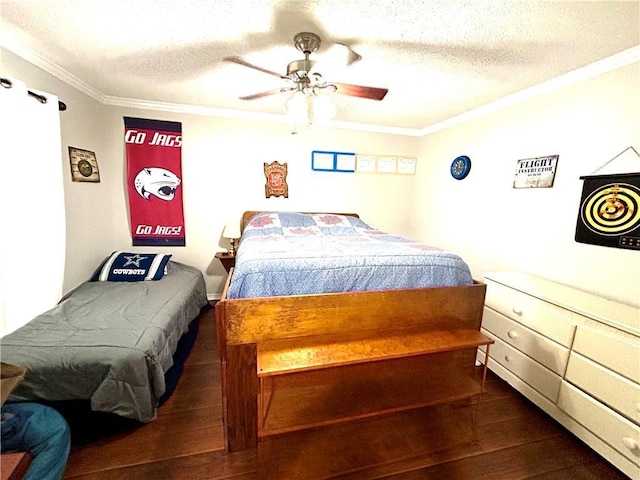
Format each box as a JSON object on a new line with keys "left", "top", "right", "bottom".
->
{"left": 222, "top": 222, "right": 241, "bottom": 255}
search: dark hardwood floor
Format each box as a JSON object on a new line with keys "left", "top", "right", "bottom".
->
{"left": 61, "top": 305, "right": 628, "bottom": 480}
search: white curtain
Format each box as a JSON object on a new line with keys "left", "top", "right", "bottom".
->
{"left": 0, "top": 77, "right": 66, "bottom": 337}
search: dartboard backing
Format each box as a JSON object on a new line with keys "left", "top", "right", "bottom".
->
{"left": 575, "top": 173, "right": 640, "bottom": 250}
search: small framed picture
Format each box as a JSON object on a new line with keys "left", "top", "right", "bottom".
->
{"left": 376, "top": 156, "right": 397, "bottom": 173}
{"left": 69, "top": 146, "right": 100, "bottom": 182}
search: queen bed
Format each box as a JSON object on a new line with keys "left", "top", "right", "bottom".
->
{"left": 0, "top": 254, "right": 209, "bottom": 424}
{"left": 215, "top": 211, "right": 487, "bottom": 452}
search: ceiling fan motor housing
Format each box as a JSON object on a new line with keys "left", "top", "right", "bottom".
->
{"left": 288, "top": 33, "right": 322, "bottom": 80}
{"left": 294, "top": 32, "right": 321, "bottom": 55}
{"left": 287, "top": 59, "right": 315, "bottom": 79}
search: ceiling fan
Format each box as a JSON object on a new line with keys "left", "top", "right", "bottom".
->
{"left": 224, "top": 32, "right": 388, "bottom": 102}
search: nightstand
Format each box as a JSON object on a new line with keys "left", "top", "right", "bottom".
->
{"left": 215, "top": 252, "right": 235, "bottom": 273}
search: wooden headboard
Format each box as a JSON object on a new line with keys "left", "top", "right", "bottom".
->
{"left": 240, "top": 211, "right": 360, "bottom": 233}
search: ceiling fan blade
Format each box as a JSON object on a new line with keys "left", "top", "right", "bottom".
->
{"left": 224, "top": 56, "right": 289, "bottom": 80}
{"left": 331, "top": 43, "right": 362, "bottom": 66}
{"left": 239, "top": 89, "right": 287, "bottom": 101}
{"left": 334, "top": 83, "right": 388, "bottom": 101}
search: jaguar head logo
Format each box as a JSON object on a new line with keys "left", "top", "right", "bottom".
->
{"left": 134, "top": 167, "right": 181, "bottom": 201}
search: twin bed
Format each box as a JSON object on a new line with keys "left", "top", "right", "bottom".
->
{"left": 0, "top": 256, "right": 208, "bottom": 424}
{"left": 216, "top": 211, "right": 487, "bottom": 452}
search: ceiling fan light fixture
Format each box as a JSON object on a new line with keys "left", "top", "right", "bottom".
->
{"left": 286, "top": 90, "right": 312, "bottom": 124}
{"left": 310, "top": 93, "right": 335, "bottom": 122}
{"left": 310, "top": 72, "right": 325, "bottom": 84}
{"left": 286, "top": 88, "right": 335, "bottom": 126}
{"left": 318, "top": 83, "right": 337, "bottom": 94}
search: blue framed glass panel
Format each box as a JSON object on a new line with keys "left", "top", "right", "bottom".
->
{"left": 311, "top": 151, "right": 355, "bottom": 172}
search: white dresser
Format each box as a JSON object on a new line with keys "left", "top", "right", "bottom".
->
{"left": 478, "top": 272, "right": 640, "bottom": 479}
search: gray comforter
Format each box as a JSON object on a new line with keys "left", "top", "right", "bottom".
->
{"left": 0, "top": 261, "right": 208, "bottom": 422}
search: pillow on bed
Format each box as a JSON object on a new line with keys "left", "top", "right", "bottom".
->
{"left": 97, "top": 251, "right": 172, "bottom": 282}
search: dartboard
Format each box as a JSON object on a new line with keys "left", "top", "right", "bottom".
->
{"left": 580, "top": 183, "right": 640, "bottom": 236}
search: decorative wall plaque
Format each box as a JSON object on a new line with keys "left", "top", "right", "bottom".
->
{"left": 68, "top": 146, "right": 100, "bottom": 182}
{"left": 513, "top": 155, "right": 559, "bottom": 188}
{"left": 264, "top": 161, "right": 288, "bottom": 198}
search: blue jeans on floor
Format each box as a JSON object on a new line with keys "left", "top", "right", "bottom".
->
{"left": 1, "top": 402, "right": 70, "bottom": 480}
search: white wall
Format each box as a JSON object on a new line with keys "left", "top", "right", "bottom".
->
{"left": 413, "top": 63, "right": 640, "bottom": 307}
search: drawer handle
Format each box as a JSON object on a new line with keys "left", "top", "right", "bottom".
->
{"left": 622, "top": 437, "right": 639, "bottom": 453}
{"left": 512, "top": 307, "right": 523, "bottom": 316}
{"left": 507, "top": 330, "right": 518, "bottom": 339}
{"left": 504, "top": 355, "right": 512, "bottom": 362}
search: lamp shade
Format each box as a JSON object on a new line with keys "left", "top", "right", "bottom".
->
{"left": 222, "top": 222, "right": 241, "bottom": 240}
{"left": 286, "top": 89, "right": 335, "bottom": 127}
{"left": 287, "top": 90, "right": 311, "bottom": 124}
{"left": 311, "top": 93, "right": 335, "bottom": 122}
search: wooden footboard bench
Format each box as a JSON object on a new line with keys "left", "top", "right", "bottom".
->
{"left": 256, "top": 326, "right": 493, "bottom": 477}
{"left": 215, "top": 276, "right": 488, "bottom": 453}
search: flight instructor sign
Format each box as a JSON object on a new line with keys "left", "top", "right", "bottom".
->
{"left": 124, "top": 117, "right": 186, "bottom": 246}
{"left": 513, "top": 154, "right": 559, "bottom": 189}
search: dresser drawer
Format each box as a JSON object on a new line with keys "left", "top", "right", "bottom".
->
{"left": 558, "top": 381, "right": 640, "bottom": 467}
{"left": 572, "top": 326, "right": 640, "bottom": 382}
{"left": 482, "top": 308, "right": 570, "bottom": 376}
{"left": 480, "top": 331, "right": 561, "bottom": 402}
{"left": 484, "top": 280, "right": 576, "bottom": 347}
{"left": 566, "top": 352, "right": 640, "bottom": 425}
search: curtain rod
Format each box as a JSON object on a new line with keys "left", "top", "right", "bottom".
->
{"left": 1, "top": 77, "right": 67, "bottom": 111}
{"left": 27, "top": 89, "right": 67, "bottom": 111}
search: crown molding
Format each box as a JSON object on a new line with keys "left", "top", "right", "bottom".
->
{"left": 1, "top": 22, "right": 107, "bottom": 103}
{"left": 419, "top": 44, "right": 640, "bottom": 136}
{"left": 3, "top": 23, "right": 638, "bottom": 138}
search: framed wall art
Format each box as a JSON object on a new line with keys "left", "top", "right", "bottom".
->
{"left": 68, "top": 146, "right": 100, "bottom": 182}
{"left": 311, "top": 150, "right": 355, "bottom": 173}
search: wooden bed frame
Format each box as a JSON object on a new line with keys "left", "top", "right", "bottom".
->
{"left": 215, "top": 212, "right": 487, "bottom": 452}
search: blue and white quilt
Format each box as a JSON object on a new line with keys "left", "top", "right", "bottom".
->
{"left": 226, "top": 212, "right": 473, "bottom": 299}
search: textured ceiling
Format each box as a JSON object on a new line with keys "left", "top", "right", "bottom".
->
{"left": 1, "top": 0, "right": 639, "bottom": 133}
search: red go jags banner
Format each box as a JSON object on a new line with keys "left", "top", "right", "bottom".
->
{"left": 124, "top": 117, "right": 185, "bottom": 246}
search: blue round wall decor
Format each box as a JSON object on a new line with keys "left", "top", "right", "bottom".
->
{"left": 451, "top": 155, "right": 471, "bottom": 180}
